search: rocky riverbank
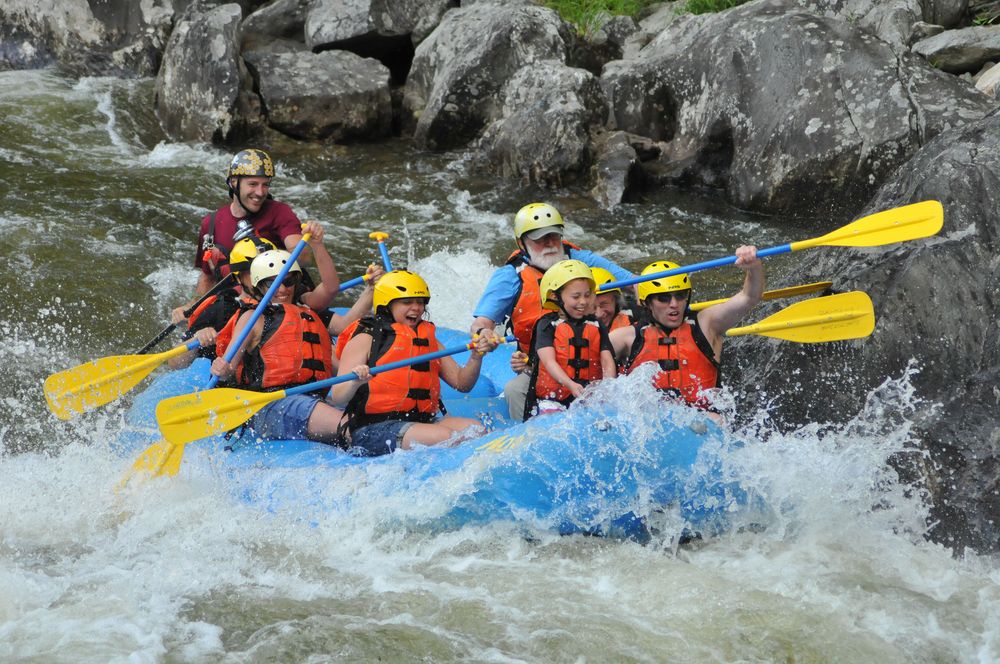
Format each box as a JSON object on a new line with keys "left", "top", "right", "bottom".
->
{"left": 2, "top": 0, "right": 999, "bottom": 553}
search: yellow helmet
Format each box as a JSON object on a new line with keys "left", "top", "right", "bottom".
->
{"left": 636, "top": 260, "right": 691, "bottom": 304}
{"left": 373, "top": 270, "right": 431, "bottom": 311}
{"left": 590, "top": 267, "right": 620, "bottom": 294}
{"left": 514, "top": 202, "right": 564, "bottom": 242}
{"left": 539, "top": 260, "right": 595, "bottom": 310}
{"left": 250, "top": 249, "right": 301, "bottom": 289}
{"left": 229, "top": 237, "right": 276, "bottom": 274}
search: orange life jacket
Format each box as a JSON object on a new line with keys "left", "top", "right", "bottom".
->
{"left": 609, "top": 310, "right": 633, "bottom": 331}
{"left": 531, "top": 314, "right": 606, "bottom": 405}
{"left": 505, "top": 241, "right": 582, "bottom": 354}
{"left": 334, "top": 318, "right": 362, "bottom": 361}
{"left": 213, "top": 295, "right": 258, "bottom": 361}
{"left": 344, "top": 317, "right": 442, "bottom": 431}
{"left": 622, "top": 315, "right": 719, "bottom": 407}
{"left": 239, "top": 303, "right": 333, "bottom": 392}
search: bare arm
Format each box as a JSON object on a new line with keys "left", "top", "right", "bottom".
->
{"left": 698, "top": 245, "right": 765, "bottom": 357}
{"left": 299, "top": 221, "right": 340, "bottom": 311}
{"left": 328, "top": 264, "right": 382, "bottom": 336}
{"left": 600, "top": 349, "right": 617, "bottom": 379}
{"left": 537, "top": 346, "right": 584, "bottom": 398}
{"left": 439, "top": 335, "right": 492, "bottom": 392}
{"left": 329, "top": 333, "right": 373, "bottom": 407}
{"left": 608, "top": 325, "right": 636, "bottom": 365}
{"left": 210, "top": 311, "right": 261, "bottom": 378}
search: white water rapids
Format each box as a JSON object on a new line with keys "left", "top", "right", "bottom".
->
{"left": 2, "top": 69, "right": 998, "bottom": 663}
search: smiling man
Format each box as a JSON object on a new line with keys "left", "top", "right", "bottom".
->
{"left": 171, "top": 148, "right": 304, "bottom": 324}
{"left": 469, "top": 202, "right": 632, "bottom": 419}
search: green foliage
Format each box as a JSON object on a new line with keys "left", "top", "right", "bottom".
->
{"left": 681, "top": 0, "right": 751, "bottom": 14}
{"left": 542, "top": 0, "right": 656, "bottom": 36}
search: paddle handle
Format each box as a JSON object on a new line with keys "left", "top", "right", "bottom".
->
{"left": 369, "top": 231, "right": 393, "bottom": 271}
{"left": 604, "top": 244, "right": 792, "bottom": 291}
{"left": 136, "top": 322, "right": 179, "bottom": 355}
{"left": 206, "top": 234, "right": 312, "bottom": 389}
{"left": 135, "top": 273, "right": 236, "bottom": 354}
{"left": 283, "top": 335, "right": 515, "bottom": 398}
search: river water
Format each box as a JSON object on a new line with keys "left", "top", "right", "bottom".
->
{"left": 2, "top": 69, "right": 997, "bottom": 662}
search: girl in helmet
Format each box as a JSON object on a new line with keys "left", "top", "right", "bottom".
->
{"left": 609, "top": 246, "right": 764, "bottom": 410}
{"left": 590, "top": 266, "right": 634, "bottom": 332}
{"left": 210, "top": 249, "right": 345, "bottom": 443}
{"left": 524, "top": 260, "right": 618, "bottom": 420}
{"left": 330, "top": 270, "right": 497, "bottom": 456}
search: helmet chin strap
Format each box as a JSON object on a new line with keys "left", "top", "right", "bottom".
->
{"left": 231, "top": 178, "right": 260, "bottom": 221}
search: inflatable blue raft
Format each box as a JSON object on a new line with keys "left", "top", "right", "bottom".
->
{"left": 117, "top": 328, "right": 752, "bottom": 541}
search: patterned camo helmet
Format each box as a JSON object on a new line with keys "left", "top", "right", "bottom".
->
{"left": 227, "top": 149, "right": 275, "bottom": 181}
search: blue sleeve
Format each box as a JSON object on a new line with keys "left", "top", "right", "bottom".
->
{"left": 472, "top": 265, "right": 520, "bottom": 324}
{"left": 570, "top": 249, "right": 634, "bottom": 281}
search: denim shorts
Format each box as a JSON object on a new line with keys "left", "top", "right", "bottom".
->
{"left": 246, "top": 394, "right": 322, "bottom": 441}
{"left": 348, "top": 419, "right": 416, "bottom": 457}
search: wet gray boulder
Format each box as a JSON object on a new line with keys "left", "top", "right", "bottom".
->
{"left": 478, "top": 61, "right": 606, "bottom": 188}
{"left": 912, "top": 25, "right": 1000, "bottom": 74}
{"left": 791, "top": 0, "right": 969, "bottom": 47}
{"left": 0, "top": 0, "right": 178, "bottom": 76}
{"left": 403, "top": 2, "right": 568, "bottom": 150}
{"left": 155, "top": 4, "right": 258, "bottom": 143}
{"left": 729, "top": 109, "right": 1000, "bottom": 553}
{"left": 247, "top": 50, "right": 392, "bottom": 141}
{"left": 601, "top": 0, "right": 993, "bottom": 217}
{"left": 305, "top": 0, "right": 453, "bottom": 48}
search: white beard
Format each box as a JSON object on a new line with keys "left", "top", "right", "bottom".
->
{"left": 528, "top": 247, "right": 567, "bottom": 271}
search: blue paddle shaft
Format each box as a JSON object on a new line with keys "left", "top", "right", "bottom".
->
{"left": 377, "top": 242, "right": 393, "bottom": 272}
{"left": 605, "top": 243, "right": 793, "bottom": 291}
{"left": 206, "top": 237, "right": 311, "bottom": 389}
{"left": 338, "top": 274, "right": 366, "bottom": 291}
{"left": 283, "top": 335, "right": 515, "bottom": 398}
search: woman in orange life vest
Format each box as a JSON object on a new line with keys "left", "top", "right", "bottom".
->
{"left": 167, "top": 235, "right": 277, "bottom": 370}
{"left": 608, "top": 246, "right": 764, "bottom": 410}
{"left": 330, "top": 270, "right": 499, "bottom": 457}
{"left": 209, "top": 249, "right": 345, "bottom": 443}
{"left": 524, "top": 260, "right": 617, "bottom": 420}
{"left": 589, "top": 266, "right": 634, "bottom": 332}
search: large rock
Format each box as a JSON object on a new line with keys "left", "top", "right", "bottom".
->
{"left": 912, "top": 25, "right": 1000, "bottom": 74}
{"left": 247, "top": 50, "right": 392, "bottom": 141}
{"left": 601, "top": 0, "right": 993, "bottom": 216}
{"left": 729, "top": 109, "right": 1000, "bottom": 553}
{"left": 155, "top": 4, "right": 258, "bottom": 143}
{"left": 787, "top": 0, "right": 970, "bottom": 46}
{"left": 478, "top": 61, "right": 606, "bottom": 188}
{"left": 0, "top": 0, "right": 178, "bottom": 76}
{"left": 403, "top": 2, "right": 569, "bottom": 150}
{"left": 305, "top": 0, "right": 453, "bottom": 48}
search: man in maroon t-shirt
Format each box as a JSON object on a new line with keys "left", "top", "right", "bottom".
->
{"left": 171, "top": 149, "right": 304, "bottom": 323}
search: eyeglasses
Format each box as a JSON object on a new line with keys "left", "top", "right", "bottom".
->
{"left": 259, "top": 273, "right": 301, "bottom": 291}
{"left": 649, "top": 290, "right": 690, "bottom": 303}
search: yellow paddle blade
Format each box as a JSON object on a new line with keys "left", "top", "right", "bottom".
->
{"left": 726, "top": 291, "right": 874, "bottom": 343}
{"left": 156, "top": 387, "right": 286, "bottom": 445}
{"left": 117, "top": 439, "right": 187, "bottom": 489}
{"left": 690, "top": 281, "right": 833, "bottom": 312}
{"left": 44, "top": 343, "right": 193, "bottom": 420}
{"left": 792, "top": 200, "right": 943, "bottom": 251}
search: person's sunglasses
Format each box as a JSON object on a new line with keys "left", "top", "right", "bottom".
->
{"left": 649, "top": 290, "right": 690, "bottom": 303}
{"left": 259, "top": 273, "right": 301, "bottom": 291}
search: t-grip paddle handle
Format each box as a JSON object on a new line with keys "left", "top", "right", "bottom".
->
{"left": 369, "top": 231, "right": 393, "bottom": 271}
